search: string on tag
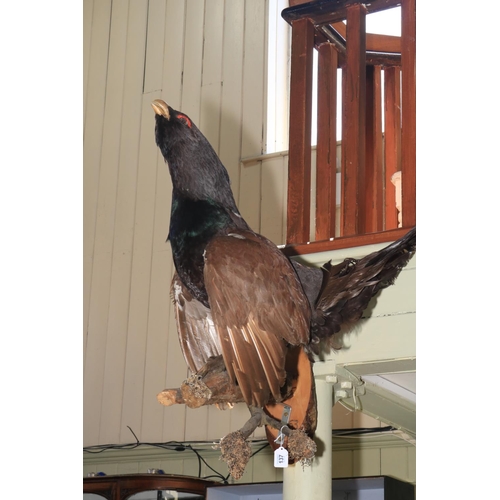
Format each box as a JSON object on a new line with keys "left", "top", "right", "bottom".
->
{"left": 273, "top": 426, "right": 289, "bottom": 468}
{"left": 274, "top": 426, "right": 286, "bottom": 447}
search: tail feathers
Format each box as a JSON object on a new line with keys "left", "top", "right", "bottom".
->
{"left": 309, "top": 227, "right": 416, "bottom": 353}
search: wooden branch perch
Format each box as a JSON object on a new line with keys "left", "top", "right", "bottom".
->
{"left": 157, "top": 356, "right": 245, "bottom": 409}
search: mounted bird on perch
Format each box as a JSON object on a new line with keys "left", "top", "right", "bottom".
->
{"left": 151, "top": 99, "right": 416, "bottom": 479}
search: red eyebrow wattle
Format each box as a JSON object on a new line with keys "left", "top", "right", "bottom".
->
{"left": 177, "top": 114, "right": 192, "bottom": 128}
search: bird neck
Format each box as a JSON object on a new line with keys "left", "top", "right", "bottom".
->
{"left": 168, "top": 192, "right": 233, "bottom": 241}
{"left": 164, "top": 136, "right": 241, "bottom": 215}
{"left": 167, "top": 192, "right": 235, "bottom": 306}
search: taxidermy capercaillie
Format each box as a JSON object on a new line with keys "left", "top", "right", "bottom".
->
{"left": 151, "top": 99, "right": 416, "bottom": 469}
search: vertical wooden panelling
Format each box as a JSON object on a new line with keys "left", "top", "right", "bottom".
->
{"left": 316, "top": 43, "right": 338, "bottom": 241}
{"left": 155, "top": 0, "right": 190, "bottom": 435}
{"left": 183, "top": 457, "right": 203, "bottom": 478}
{"left": 261, "top": 155, "right": 287, "bottom": 244}
{"left": 115, "top": 2, "right": 159, "bottom": 444}
{"left": 332, "top": 450, "right": 353, "bottom": 478}
{"left": 181, "top": 0, "right": 205, "bottom": 121}
{"left": 139, "top": 119, "right": 174, "bottom": 443}
{"left": 381, "top": 447, "right": 409, "bottom": 481}
{"left": 163, "top": 297, "right": 188, "bottom": 442}
{"left": 160, "top": 456, "right": 184, "bottom": 475}
{"left": 141, "top": 0, "right": 174, "bottom": 443}
{"left": 252, "top": 451, "right": 283, "bottom": 482}
{"left": 282, "top": 155, "right": 290, "bottom": 243}
{"left": 341, "top": 3, "right": 367, "bottom": 237}
{"left": 408, "top": 445, "right": 416, "bottom": 483}
{"left": 161, "top": 0, "right": 186, "bottom": 109}
{"left": 207, "top": 0, "right": 233, "bottom": 430}
{"left": 154, "top": 128, "right": 184, "bottom": 443}
{"left": 353, "top": 448, "right": 381, "bottom": 477}
{"left": 384, "top": 66, "right": 401, "bottom": 230}
{"left": 200, "top": 0, "right": 224, "bottom": 151}
{"left": 241, "top": 0, "right": 267, "bottom": 158}
{"left": 182, "top": 0, "right": 212, "bottom": 443}
{"left": 238, "top": 0, "right": 267, "bottom": 232}
{"left": 117, "top": 462, "right": 140, "bottom": 475}
{"left": 365, "top": 65, "right": 383, "bottom": 233}
{"left": 83, "top": 0, "right": 112, "bottom": 368}
{"left": 401, "top": 0, "right": 416, "bottom": 227}
{"left": 83, "top": 0, "right": 94, "bottom": 126}
{"left": 229, "top": 402, "right": 255, "bottom": 435}
{"left": 286, "top": 17, "right": 314, "bottom": 244}
{"left": 84, "top": 0, "right": 130, "bottom": 446}
{"left": 143, "top": 0, "right": 167, "bottom": 94}
{"left": 99, "top": 0, "right": 149, "bottom": 445}
{"left": 239, "top": 161, "right": 262, "bottom": 232}
{"left": 157, "top": 0, "right": 189, "bottom": 444}
{"left": 219, "top": 0, "right": 245, "bottom": 203}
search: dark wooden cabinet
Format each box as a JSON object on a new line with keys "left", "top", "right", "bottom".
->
{"left": 83, "top": 474, "right": 217, "bottom": 500}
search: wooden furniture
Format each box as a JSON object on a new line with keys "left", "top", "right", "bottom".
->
{"left": 83, "top": 473, "right": 217, "bottom": 500}
{"left": 281, "top": 0, "right": 416, "bottom": 256}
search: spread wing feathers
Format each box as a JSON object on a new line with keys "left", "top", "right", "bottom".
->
{"left": 204, "top": 230, "right": 311, "bottom": 408}
{"left": 312, "top": 227, "right": 416, "bottom": 349}
{"left": 171, "top": 272, "right": 222, "bottom": 374}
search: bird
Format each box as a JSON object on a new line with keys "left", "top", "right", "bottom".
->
{"left": 151, "top": 98, "right": 416, "bottom": 413}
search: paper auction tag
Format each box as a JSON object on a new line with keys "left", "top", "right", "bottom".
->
{"left": 274, "top": 446, "right": 289, "bottom": 468}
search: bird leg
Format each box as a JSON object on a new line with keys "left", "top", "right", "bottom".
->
{"left": 218, "top": 406, "right": 266, "bottom": 480}
{"left": 218, "top": 405, "right": 317, "bottom": 480}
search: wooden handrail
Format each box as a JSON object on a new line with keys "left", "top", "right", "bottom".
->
{"left": 283, "top": 0, "right": 402, "bottom": 25}
{"left": 282, "top": 0, "right": 416, "bottom": 251}
{"left": 282, "top": 227, "right": 410, "bottom": 257}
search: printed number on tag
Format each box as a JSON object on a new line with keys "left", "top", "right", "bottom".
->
{"left": 274, "top": 446, "right": 289, "bottom": 468}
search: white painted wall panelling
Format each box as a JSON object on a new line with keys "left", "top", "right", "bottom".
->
{"left": 84, "top": 0, "right": 269, "bottom": 448}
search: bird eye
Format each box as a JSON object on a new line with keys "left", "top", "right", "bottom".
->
{"left": 177, "top": 114, "right": 192, "bottom": 128}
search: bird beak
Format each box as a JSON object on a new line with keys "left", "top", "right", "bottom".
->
{"left": 151, "top": 99, "right": 170, "bottom": 120}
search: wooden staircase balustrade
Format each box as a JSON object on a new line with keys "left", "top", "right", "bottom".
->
{"left": 282, "top": 0, "right": 416, "bottom": 254}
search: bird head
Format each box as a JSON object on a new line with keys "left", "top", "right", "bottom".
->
{"left": 151, "top": 100, "right": 198, "bottom": 160}
{"left": 151, "top": 99, "right": 239, "bottom": 210}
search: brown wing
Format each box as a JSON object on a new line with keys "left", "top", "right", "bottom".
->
{"left": 171, "top": 272, "right": 222, "bottom": 374}
{"left": 204, "top": 230, "right": 311, "bottom": 408}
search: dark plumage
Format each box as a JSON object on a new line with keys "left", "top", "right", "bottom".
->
{"left": 310, "top": 227, "right": 416, "bottom": 352}
{"left": 152, "top": 99, "right": 415, "bottom": 410}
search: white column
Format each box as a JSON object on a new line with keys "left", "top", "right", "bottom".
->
{"left": 282, "top": 372, "right": 333, "bottom": 500}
